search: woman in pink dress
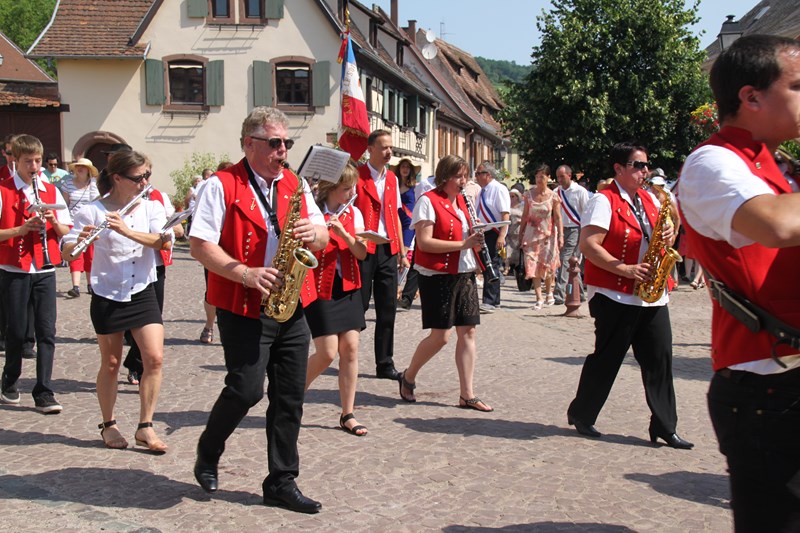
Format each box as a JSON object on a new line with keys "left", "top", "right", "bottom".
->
{"left": 518, "top": 164, "right": 563, "bottom": 309}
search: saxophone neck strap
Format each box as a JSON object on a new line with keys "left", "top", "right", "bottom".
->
{"left": 630, "top": 194, "right": 650, "bottom": 244}
{"left": 244, "top": 159, "right": 281, "bottom": 238}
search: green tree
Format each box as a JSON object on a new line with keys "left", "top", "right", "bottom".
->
{"left": 501, "top": 0, "right": 711, "bottom": 182}
{"left": 170, "top": 152, "right": 229, "bottom": 212}
{"left": 0, "top": 0, "right": 57, "bottom": 76}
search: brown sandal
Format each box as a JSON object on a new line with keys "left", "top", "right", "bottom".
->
{"left": 99, "top": 420, "right": 128, "bottom": 449}
{"left": 458, "top": 396, "right": 494, "bottom": 412}
{"left": 200, "top": 327, "right": 213, "bottom": 344}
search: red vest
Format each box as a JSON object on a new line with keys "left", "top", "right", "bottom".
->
{"left": 205, "top": 159, "right": 318, "bottom": 318}
{"left": 355, "top": 164, "right": 401, "bottom": 255}
{"left": 679, "top": 126, "right": 800, "bottom": 370}
{"left": 584, "top": 180, "right": 664, "bottom": 294}
{"left": 0, "top": 166, "right": 11, "bottom": 182}
{"left": 148, "top": 188, "right": 172, "bottom": 267}
{"left": 0, "top": 176, "right": 63, "bottom": 270}
{"left": 313, "top": 207, "right": 361, "bottom": 299}
{"left": 415, "top": 189, "right": 478, "bottom": 273}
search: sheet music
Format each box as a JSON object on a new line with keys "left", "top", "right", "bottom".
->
{"left": 162, "top": 209, "right": 192, "bottom": 231}
{"left": 296, "top": 145, "right": 351, "bottom": 183}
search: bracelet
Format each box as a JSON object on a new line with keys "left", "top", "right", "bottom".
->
{"left": 241, "top": 267, "right": 249, "bottom": 288}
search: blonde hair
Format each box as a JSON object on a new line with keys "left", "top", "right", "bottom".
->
{"left": 11, "top": 134, "right": 43, "bottom": 159}
{"left": 316, "top": 163, "right": 358, "bottom": 209}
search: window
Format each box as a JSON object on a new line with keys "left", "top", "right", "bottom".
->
{"left": 396, "top": 42, "right": 404, "bottom": 66}
{"left": 186, "top": 0, "right": 283, "bottom": 23}
{"left": 243, "top": 0, "right": 263, "bottom": 18}
{"left": 208, "top": 0, "right": 234, "bottom": 23}
{"left": 418, "top": 105, "right": 427, "bottom": 135}
{"left": 276, "top": 63, "right": 310, "bottom": 106}
{"left": 145, "top": 55, "right": 224, "bottom": 111}
{"left": 168, "top": 60, "right": 204, "bottom": 105}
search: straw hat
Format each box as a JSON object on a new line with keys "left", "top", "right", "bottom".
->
{"left": 69, "top": 157, "right": 99, "bottom": 178}
{"left": 393, "top": 158, "right": 421, "bottom": 176}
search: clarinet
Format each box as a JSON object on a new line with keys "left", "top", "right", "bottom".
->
{"left": 29, "top": 172, "right": 56, "bottom": 272}
{"left": 460, "top": 189, "right": 500, "bottom": 283}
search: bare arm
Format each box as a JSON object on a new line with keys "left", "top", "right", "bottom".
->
{"left": 731, "top": 193, "right": 800, "bottom": 247}
{"left": 415, "top": 220, "right": 484, "bottom": 254}
{"left": 190, "top": 236, "right": 282, "bottom": 297}
{"left": 579, "top": 225, "right": 651, "bottom": 282}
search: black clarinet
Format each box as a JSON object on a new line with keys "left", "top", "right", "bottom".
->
{"left": 460, "top": 189, "right": 500, "bottom": 283}
{"left": 29, "top": 172, "right": 56, "bottom": 272}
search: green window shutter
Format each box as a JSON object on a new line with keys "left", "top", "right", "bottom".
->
{"left": 398, "top": 96, "right": 405, "bottom": 126}
{"left": 407, "top": 94, "right": 419, "bottom": 129}
{"left": 265, "top": 0, "right": 284, "bottom": 19}
{"left": 145, "top": 59, "right": 165, "bottom": 105}
{"left": 312, "top": 61, "right": 330, "bottom": 107}
{"left": 206, "top": 60, "right": 224, "bottom": 106}
{"left": 253, "top": 60, "right": 273, "bottom": 106}
{"left": 382, "top": 87, "right": 390, "bottom": 120}
{"left": 187, "top": 0, "right": 208, "bottom": 17}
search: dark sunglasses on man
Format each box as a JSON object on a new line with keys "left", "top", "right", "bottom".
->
{"left": 627, "top": 160, "right": 652, "bottom": 170}
{"left": 250, "top": 135, "right": 294, "bottom": 150}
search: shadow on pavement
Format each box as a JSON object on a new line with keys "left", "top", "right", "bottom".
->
{"left": 0, "top": 467, "right": 257, "bottom": 509}
{"left": 444, "top": 523, "right": 636, "bottom": 532}
{"left": 0, "top": 429, "right": 102, "bottom": 449}
{"left": 624, "top": 471, "right": 730, "bottom": 508}
{"left": 545, "top": 355, "right": 713, "bottom": 382}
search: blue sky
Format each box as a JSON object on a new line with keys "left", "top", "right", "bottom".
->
{"left": 373, "top": 0, "right": 759, "bottom": 64}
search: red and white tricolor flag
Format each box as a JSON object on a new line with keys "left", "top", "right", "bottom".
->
{"left": 337, "top": 32, "right": 370, "bottom": 161}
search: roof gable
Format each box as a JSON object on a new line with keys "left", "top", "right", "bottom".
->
{"left": 0, "top": 31, "right": 53, "bottom": 83}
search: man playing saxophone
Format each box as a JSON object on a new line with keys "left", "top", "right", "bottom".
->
{"left": 566, "top": 142, "right": 692, "bottom": 449}
{"left": 189, "top": 107, "right": 328, "bottom": 513}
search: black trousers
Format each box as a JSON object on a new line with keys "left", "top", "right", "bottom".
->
{"left": 0, "top": 270, "right": 36, "bottom": 351}
{"left": 482, "top": 230, "right": 502, "bottom": 306}
{"left": 401, "top": 251, "right": 419, "bottom": 303}
{"left": 708, "top": 367, "right": 800, "bottom": 532}
{"left": 197, "top": 306, "right": 310, "bottom": 492}
{"left": 123, "top": 265, "right": 166, "bottom": 374}
{"left": 359, "top": 243, "right": 398, "bottom": 371}
{"left": 567, "top": 293, "right": 678, "bottom": 434}
{"left": 0, "top": 271, "right": 56, "bottom": 398}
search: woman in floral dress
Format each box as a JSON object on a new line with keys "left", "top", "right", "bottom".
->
{"left": 519, "top": 164, "right": 563, "bottom": 309}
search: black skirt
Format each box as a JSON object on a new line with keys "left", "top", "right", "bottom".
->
{"left": 90, "top": 283, "right": 163, "bottom": 335}
{"left": 305, "top": 273, "right": 366, "bottom": 338}
{"left": 419, "top": 272, "right": 480, "bottom": 330}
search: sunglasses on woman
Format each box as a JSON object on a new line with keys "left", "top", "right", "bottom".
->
{"left": 626, "top": 160, "right": 652, "bottom": 170}
{"left": 122, "top": 170, "right": 152, "bottom": 183}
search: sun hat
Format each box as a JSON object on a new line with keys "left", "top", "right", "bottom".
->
{"left": 68, "top": 157, "right": 99, "bottom": 178}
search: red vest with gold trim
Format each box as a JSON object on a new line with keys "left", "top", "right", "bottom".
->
{"left": 584, "top": 180, "right": 662, "bottom": 294}
{"left": 313, "top": 207, "right": 361, "bottom": 300}
{"left": 679, "top": 126, "right": 800, "bottom": 369}
{"left": 415, "top": 189, "right": 477, "bottom": 273}
{"left": 205, "top": 159, "right": 317, "bottom": 318}
{"left": 355, "top": 164, "right": 401, "bottom": 255}
{"left": 0, "top": 176, "right": 63, "bottom": 270}
{"left": 148, "top": 188, "right": 172, "bottom": 267}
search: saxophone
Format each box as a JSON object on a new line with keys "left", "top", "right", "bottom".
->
{"left": 261, "top": 179, "right": 319, "bottom": 322}
{"left": 634, "top": 186, "right": 682, "bottom": 303}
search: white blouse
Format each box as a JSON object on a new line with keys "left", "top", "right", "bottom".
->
{"left": 64, "top": 198, "right": 166, "bottom": 302}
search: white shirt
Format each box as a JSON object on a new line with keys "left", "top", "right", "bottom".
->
{"left": 558, "top": 181, "right": 590, "bottom": 228}
{"left": 322, "top": 202, "right": 364, "bottom": 276}
{"left": 189, "top": 169, "right": 324, "bottom": 267}
{"left": 477, "top": 179, "right": 510, "bottom": 224}
{"left": 414, "top": 176, "right": 436, "bottom": 199}
{"left": 367, "top": 162, "right": 402, "bottom": 238}
{"left": 0, "top": 173, "right": 72, "bottom": 274}
{"left": 411, "top": 195, "right": 478, "bottom": 275}
{"left": 581, "top": 188, "right": 668, "bottom": 307}
{"left": 64, "top": 198, "right": 166, "bottom": 301}
{"left": 680, "top": 144, "right": 800, "bottom": 374}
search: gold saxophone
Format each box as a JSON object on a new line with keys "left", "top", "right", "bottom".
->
{"left": 261, "top": 180, "right": 319, "bottom": 322}
{"left": 634, "top": 185, "right": 682, "bottom": 303}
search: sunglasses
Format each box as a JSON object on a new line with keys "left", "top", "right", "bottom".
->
{"left": 47, "top": 163, "right": 58, "bottom": 167}
{"left": 250, "top": 135, "right": 294, "bottom": 150}
{"left": 626, "top": 160, "right": 652, "bottom": 170}
{"left": 121, "top": 170, "right": 152, "bottom": 183}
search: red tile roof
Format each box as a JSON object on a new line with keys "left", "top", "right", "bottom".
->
{"left": 0, "top": 82, "right": 62, "bottom": 108}
{"left": 28, "top": 0, "right": 155, "bottom": 59}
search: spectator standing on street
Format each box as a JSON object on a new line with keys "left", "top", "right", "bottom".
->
{"left": 474, "top": 161, "right": 510, "bottom": 313}
{"left": 43, "top": 153, "right": 69, "bottom": 186}
{"left": 59, "top": 157, "right": 100, "bottom": 298}
{"left": 395, "top": 158, "right": 421, "bottom": 310}
{"left": 553, "top": 164, "right": 588, "bottom": 304}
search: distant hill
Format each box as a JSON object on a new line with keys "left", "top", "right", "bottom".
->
{"left": 475, "top": 57, "right": 532, "bottom": 88}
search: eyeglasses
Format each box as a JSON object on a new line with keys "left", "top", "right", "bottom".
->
{"left": 626, "top": 160, "right": 652, "bottom": 170}
{"left": 121, "top": 170, "right": 151, "bottom": 183}
{"left": 250, "top": 135, "right": 294, "bottom": 150}
{"left": 47, "top": 163, "right": 58, "bottom": 167}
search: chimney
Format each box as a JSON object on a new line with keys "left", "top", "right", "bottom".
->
{"left": 391, "top": 0, "right": 398, "bottom": 26}
{"left": 407, "top": 19, "right": 417, "bottom": 40}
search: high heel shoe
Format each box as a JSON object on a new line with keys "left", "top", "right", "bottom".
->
{"left": 134, "top": 422, "right": 168, "bottom": 454}
{"left": 649, "top": 428, "right": 694, "bottom": 449}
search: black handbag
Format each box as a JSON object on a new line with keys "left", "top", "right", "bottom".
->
{"left": 515, "top": 253, "right": 532, "bottom": 292}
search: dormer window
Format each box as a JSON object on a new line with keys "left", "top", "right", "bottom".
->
{"left": 369, "top": 20, "right": 378, "bottom": 47}
{"left": 396, "top": 42, "right": 404, "bottom": 66}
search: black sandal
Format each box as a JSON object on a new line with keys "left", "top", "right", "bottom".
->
{"left": 399, "top": 371, "right": 416, "bottom": 403}
{"left": 458, "top": 396, "right": 494, "bottom": 412}
{"left": 134, "top": 422, "right": 168, "bottom": 454}
{"left": 98, "top": 419, "right": 128, "bottom": 449}
{"left": 339, "top": 413, "right": 367, "bottom": 437}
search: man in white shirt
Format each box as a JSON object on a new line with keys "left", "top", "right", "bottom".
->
{"left": 553, "top": 165, "right": 589, "bottom": 305}
{"left": 42, "top": 153, "right": 69, "bottom": 186}
{"left": 475, "top": 161, "right": 510, "bottom": 311}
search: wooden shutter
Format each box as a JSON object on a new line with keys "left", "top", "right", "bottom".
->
{"left": 206, "top": 60, "right": 224, "bottom": 106}
{"left": 265, "top": 0, "right": 284, "bottom": 19}
{"left": 407, "top": 94, "right": 419, "bottom": 129}
{"left": 312, "top": 61, "right": 330, "bottom": 107}
{"left": 145, "top": 59, "right": 165, "bottom": 105}
{"left": 187, "top": 0, "right": 208, "bottom": 17}
{"left": 253, "top": 61, "right": 273, "bottom": 106}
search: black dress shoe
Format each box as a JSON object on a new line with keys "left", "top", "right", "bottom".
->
{"left": 568, "top": 415, "right": 602, "bottom": 438}
{"left": 376, "top": 366, "right": 401, "bottom": 381}
{"left": 263, "top": 486, "right": 322, "bottom": 514}
{"left": 649, "top": 429, "right": 694, "bottom": 449}
{"left": 22, "top": 348, "right": 35, "bottom": 360}
{"left": 194, "top": 450, "right": 219, "bottom": 493}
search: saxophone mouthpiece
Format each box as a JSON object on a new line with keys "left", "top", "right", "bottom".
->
{"left": 281, "top": 161, "right": 290, "bottom": 170}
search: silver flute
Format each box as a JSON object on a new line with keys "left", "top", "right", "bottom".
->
{"left": 327, "top": 193, "right": 358, "bottom": 226}
{"left": 69, "top": 184, "right": 153, "bottom": 259}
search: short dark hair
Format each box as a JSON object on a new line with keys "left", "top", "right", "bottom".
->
{"left": 368, "top": 129, "right": 391, "bottom": 146}
{"left": 610, "top": 142, "right": 648, "bottom": 168}
{"left": 710, "top": 34, "right": 800, "bottom": 121}
{"left": 46, "top": 153, "right": 59, "bottom": 162}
